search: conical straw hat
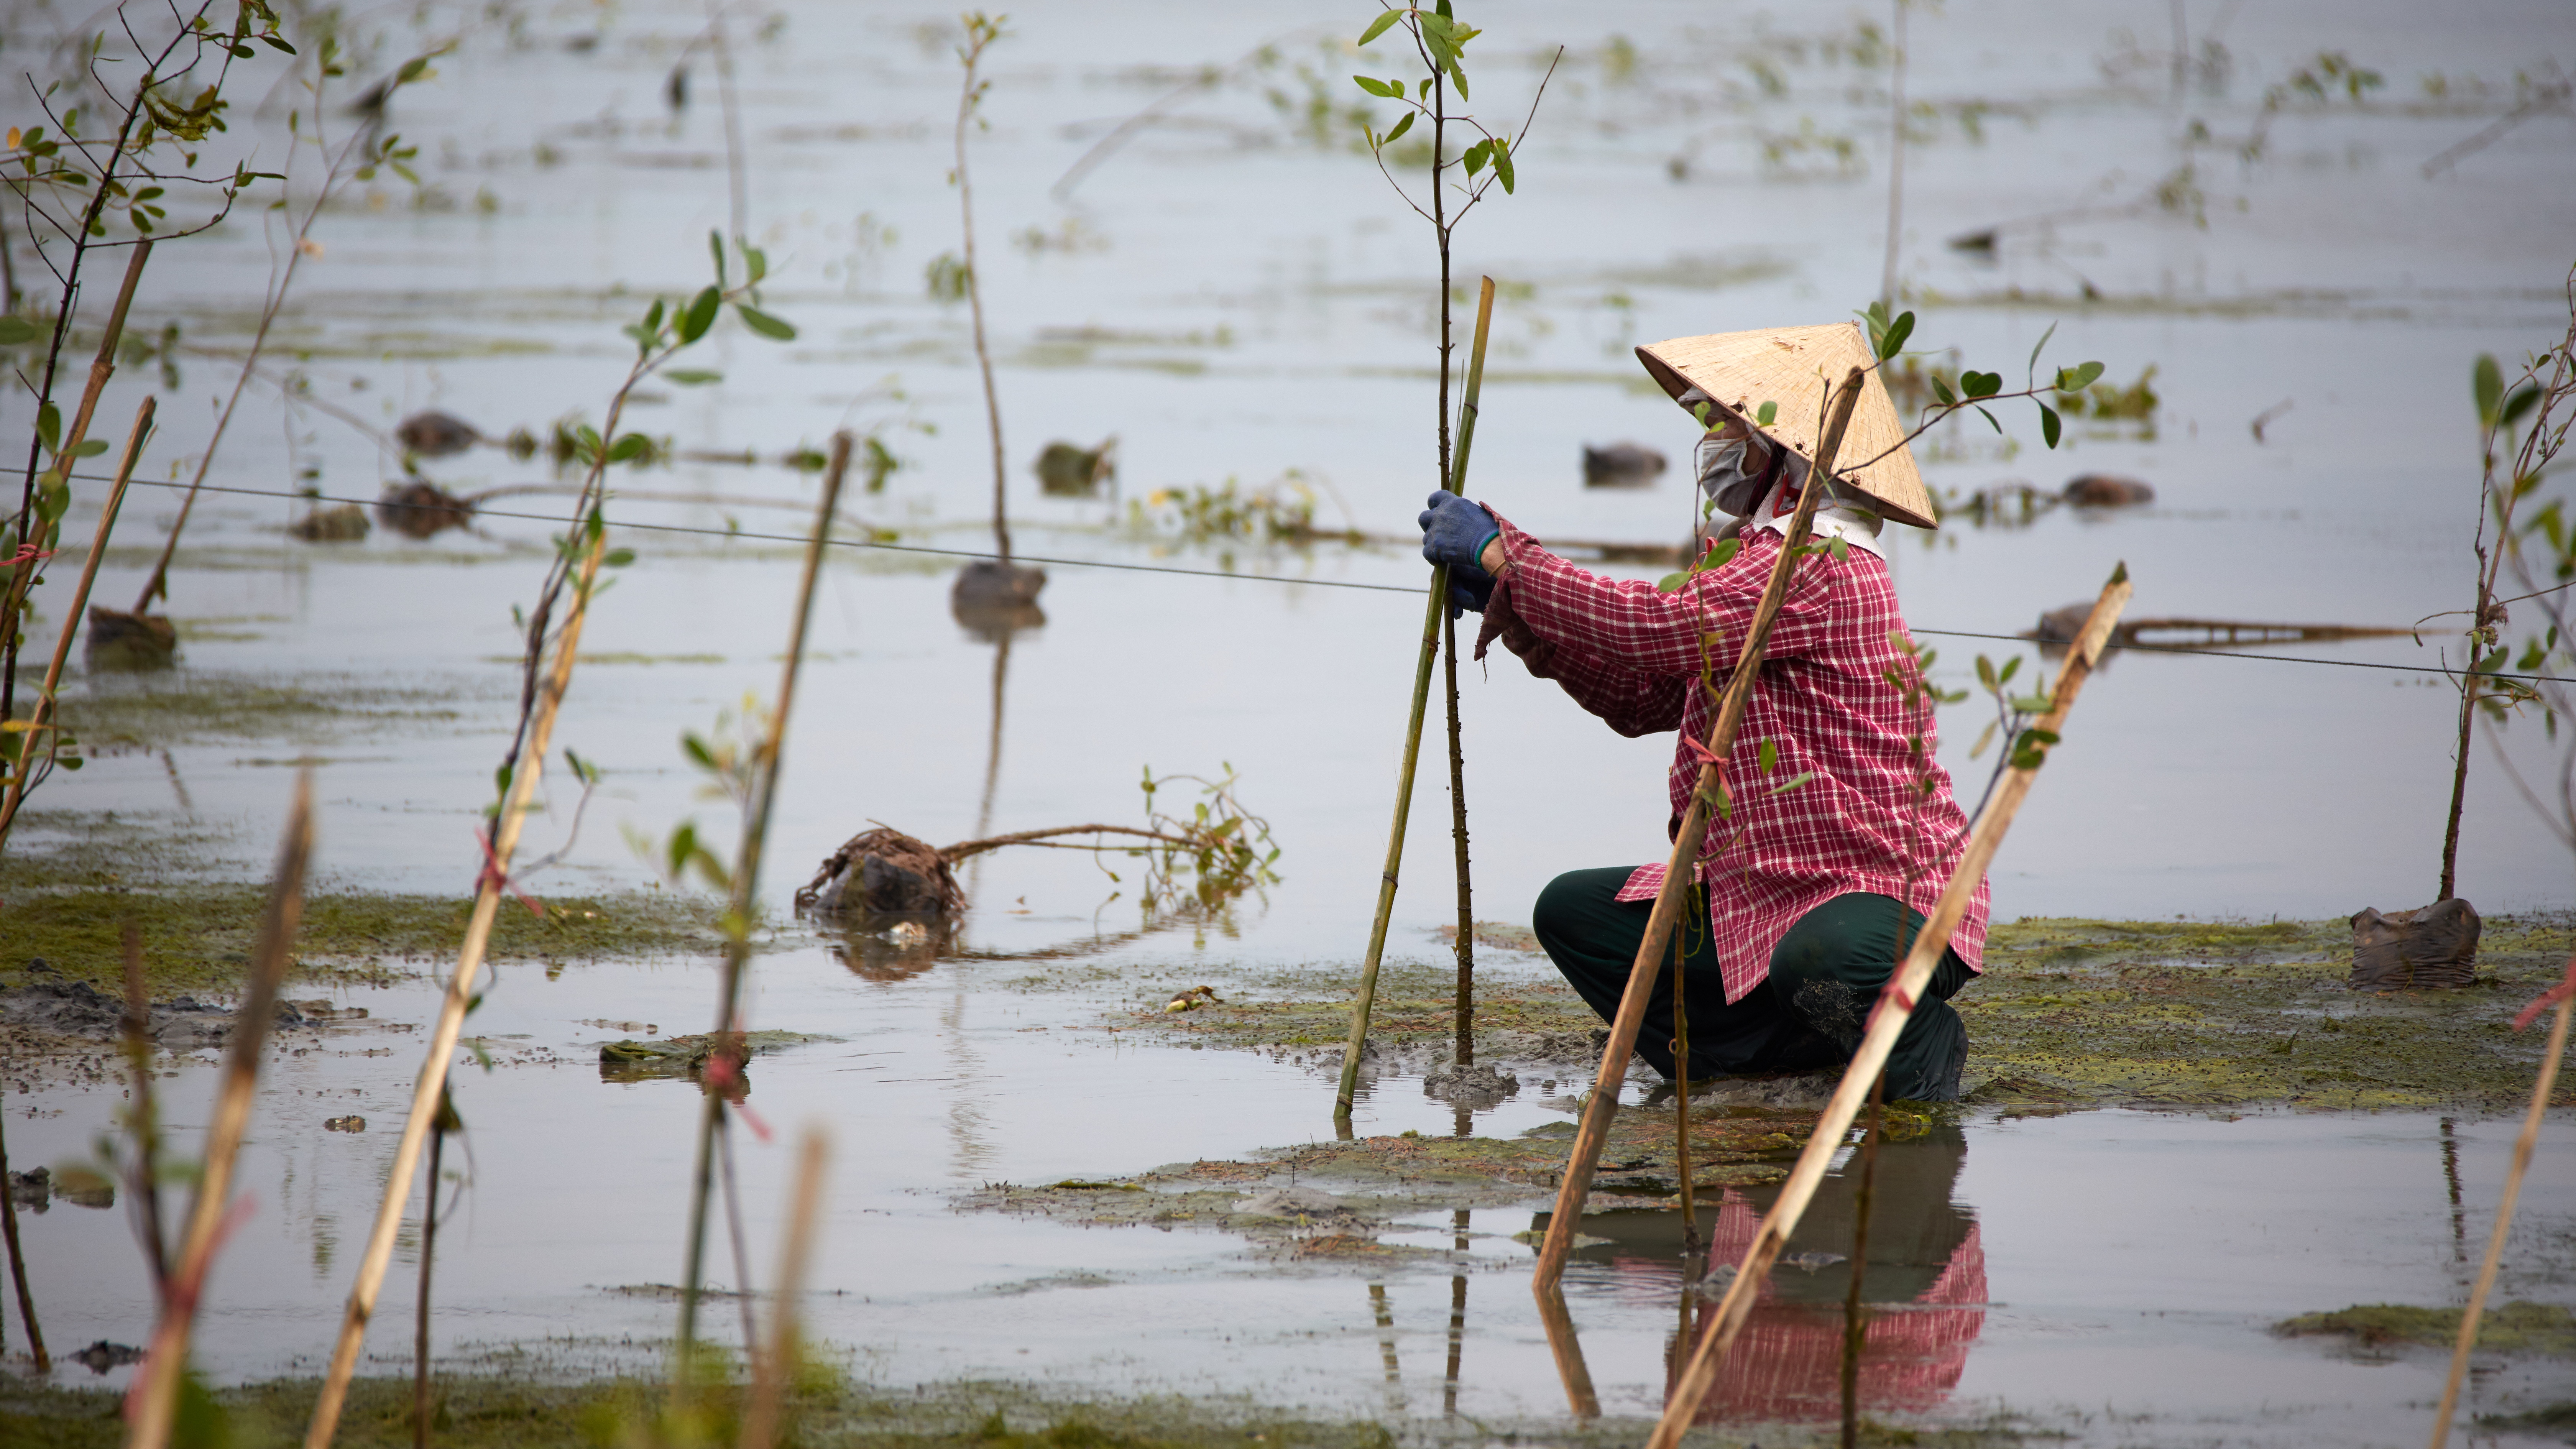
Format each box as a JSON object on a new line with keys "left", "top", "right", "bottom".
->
{"left": 1635, "top": 322, "right": 1937, "bottom": 530}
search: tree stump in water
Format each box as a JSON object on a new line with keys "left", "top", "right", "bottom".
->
{"left": 84, "top": 606, "right": 176, "bottom": 668}
{"left": 793, "top": 826, "right": 967, "bottom": 919}
{"left": 2349, "top": 898, "right": 2481, "bottom": 990}
{"left": 377, "top": 480, "right": 473, "bottom": 538}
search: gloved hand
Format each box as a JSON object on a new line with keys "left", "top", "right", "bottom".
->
{"left": 1447, "top": 570, "right": 1495, "bottom": 618}
{"left": 1419, "top": 490, "right": 1500, "bottom": 575}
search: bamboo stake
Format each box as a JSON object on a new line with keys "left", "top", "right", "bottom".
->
{"left": 0, "top": 1046, "right": 46, "bottom": 1371}
{"left": 1672, "top": 918, "right": 1697, "bottom": 1251}
{"left": 1643, "top": 562, "right": 2133, "bottom": 1449}
{"left": 1529, "top": 368, "right": 1868, "bottom": 1293}
{"left": 676, "top": 433, "right": 851, "bottom": 1359}
{"left": 737, "top": 1127, "right": 830, "bottom": 1449}
{"left": 127, "top": 774, "right": 312, "bottom": 1449}
{"left": 305, "top": 530, "right": 611, "bottom": 1449}
{"left": 0, "top": 396, "right": 155, "bottom": 852}
{"left": 2427, "top": 954, "right": 2576, "bottom": 1449}
{"left": 1338, "top": 276, "right": 1497, "bottom": 1119}
{"left": 0, "top": 242, "right": 149, "bottom": 704}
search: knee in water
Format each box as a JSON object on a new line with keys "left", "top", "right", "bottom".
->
{"left": 1791, "top": 978, "right": 1865, "bottom": 1050}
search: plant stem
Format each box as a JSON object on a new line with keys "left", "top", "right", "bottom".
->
{"left": 676, "top": 433, "right": 850, "bottom": 1363}
{"left": 2427, "top": 969, "right": 2573, "bottom": 1449}
{"left": 1839, "top": 1072, "right": 1885, "bottom": 1449}
{"left": 1643, "top": 562, "right": 2134, "bottom": 1449}
{"left": 720, "top": 1114, "right": 761, "bottom": 1355}
{"left": 1879, "top": 0, "right": 1909, "bottom": 312}
{"left": 127, "top": 774, "right": 312, "bottom": 1449}
{"left": 122, "top": 923, "right": 168, "bottom": 1293}
{"left": 414, "top": 1096, "right": 445, "bottom": 1449}
{"left": 0, "top": 1051, "right": 46, "bottom": 1372}
{"left": 1336, "top": 278, "right": 1498, "bottom": 1120}
{"left": 306, "top": 532, "right": 608, "bottom": 1449}
{"left": 1672, "top": 916, "right": 1696, "bottom": 1251}
{"left": 1532, "top": 371, "right": 1870, "bottom": 1294}
{"left": 0, "top": 396, "right": 156, "bottom": 854}
{"left": 738, "top": 1128, "right": 829, "bottom": 1449}
{"left": 1445, "top": 608, "right": 1472, "bottom": 1065}
{"left": 708, "top": 0, "right": 748, "bottom": 247}
{"left": 954, "top": 35, "right": 1009, "bottom": 564}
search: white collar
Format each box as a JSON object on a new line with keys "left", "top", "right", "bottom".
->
{"left": 1752, "top": 471, "right": 1885, "bottom": 558}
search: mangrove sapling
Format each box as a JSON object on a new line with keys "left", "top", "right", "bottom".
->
{"left": 0, "top": 396, "right": 155, "bottom": 856}
{"left": 98, "top": 36, "right": 446, "bottom": 657}
{"left": 1, "top": 0, "right": 295, "bottom": 723}
{"left": 127, "top": 772, "right": 312, "bottom": 1449}
{"left": 0, "top": 1044, "right": 47, "bottom": 1370}
{"left": 306, "top": 242, "right": 795, "bottom": 1444}
{"left": 941, "top": 14, "right": 1043, "bottom": 610}
{"left": 1645, "top": 564, "right": 2134, "bottom": 1449}
{"left": 1331, "top": 0, "right": 1561, "bottom": 1117}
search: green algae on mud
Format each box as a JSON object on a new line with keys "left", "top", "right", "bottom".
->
{"left": 1127, "top": 915, "right": 2576, "bottom": 1112}
{"left": 50, "top": 670, "right": 495, "bottom": 749}
{"left": 2276, "top": 1301, "right": 2576, "bottom": 1356}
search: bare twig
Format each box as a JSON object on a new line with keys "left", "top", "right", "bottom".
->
{"left": 126, "top": 772, "right": 312, "bottom": 1449}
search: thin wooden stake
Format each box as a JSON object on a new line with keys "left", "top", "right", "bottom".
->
{"left": 0, "top": 1047, "right": 46, "bottom": 1371}
{"left": 677, "top": 433, "right": 851, "bottom": 1360}
{"left": 1643, "top": 562, "right": 2133, "bottom": 1449}
{"left": 1529, "top": 367, "right": 1868, "bottom": 1293}
{"left": 305, "top": 532, "right": 611, "bottom": 1449}
{"left": 1672, "top": 917, "right": 1697, "bottom": 1252}
{"left": 738, "top": 1127, "right": 830, "bottom": 1449}
{"left": 1838, "top": 1071, "right": 1886, "bottom": 1449}
{"left": 2428, "top": 956, "right": 2576, "bottom": 1449}
{"left": 127, "top": 774, "right": 312, "bottom": 1449}
{"left": 122, "top": 923, "right": 169, "bottom": 1294}
{"left": 0, "top": 396, "right": 155, "bottom": 853}
{"left": 1339, "top": 276, "right": 1497, "bottom": 1119}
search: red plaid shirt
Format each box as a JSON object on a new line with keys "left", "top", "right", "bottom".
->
{"left": 1474, "top": 512, "right": 1988, "bottom": 1003}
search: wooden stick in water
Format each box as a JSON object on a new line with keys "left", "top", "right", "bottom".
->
{"left": 126, "top": 774, "right": 313, "bottom": 1449}
{"left": 738, "top": 1127, "right": 831, "bottom": 1449}
{"left": 1643, "top": 562, "right": 2133, "bottom": 1449}
{"left": 2427, "top": 955, "right": 2576, "bottom": 1449}
{"left": 1529, "top": 367, "right": 1868, "bottom": 1293}
{"left": 1337, "top": 275, "right": 1498, "bottom": 1120}
{"left": 0, "top": 396, "right": 156, "bottom": 851}
{"left": 306, "top": 530, "right": 611, "bottom": 1449}
{"left": 1672, "top": 916, "right": 1697, "bottom": 1252}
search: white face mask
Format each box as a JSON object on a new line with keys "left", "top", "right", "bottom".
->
{"left": 1695, "top": 433, "right": 1779, "bottom": 517}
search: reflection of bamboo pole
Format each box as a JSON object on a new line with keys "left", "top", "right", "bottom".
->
{"left": 0, "top": 396, "right": 155, "bottom": 852}
{"left": 678, "top": 434, "right": 853, "bottom": 1357}
{"left": 2428, "top": 957, "right": 2575, "bottom": 1449}
{"left": 1530, "top": 368, "right": 1868, "bottom": 1293}
{"left": 306, "top": 530, "right": 610, "bottom": 1449}
{"left": 1645, "top": 563, "right": 2132, "bottom": 1449}
{"left": 127, "top": 775, "right": 312, "bottom": 1449}
{"left": 1338, "top": 277, "right": 1498, "bottom": 1119}
{"left": 738, "top": 1127, "right": 830, "bottom": 1449}
{"left": 1533, "top": 1281, "right": 1599, "bottom": 1418}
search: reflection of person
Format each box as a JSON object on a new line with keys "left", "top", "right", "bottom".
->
{"left": 1671, "top": 1125, "right": 1986, "bottom": 1422}
{"left": 1418, "top": 324, "right": 1989, "bottom": 1101}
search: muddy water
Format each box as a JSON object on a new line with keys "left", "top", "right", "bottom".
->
{"left": 6, "top": 0, "right": 2576, "bottom": 1441}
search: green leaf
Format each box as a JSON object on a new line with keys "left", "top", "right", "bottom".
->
{"left": 744, "top": 245, "right": 768, "bottom": 284}
{"left": 1766, "top": 770, "right": 1813, "bottom": 796}
{"left": 605, "top": 433, "right": 651, "bottom": 463}
{"left": 678, "top": 285, "right": 721, "bottom": 344}
{"left": 1930, "top": 375, "right": 1955, "bottom": 406}
{"left": 2056, "top": 360, "right": 2105, "bottom": 392}
{"left": 735, "top": 304, "right": 795, "bottom": 340}
{"left": 1976, "top": 405, "right": 2001, "bottom": 433}
{"left": 1999, "top": 656, "right": 2020, "bottom": 683}
{"left": 667, "top": 821, "right": 698, "bottom": 880}
{"left": 1755, "top": 401, "right": 1778, "bottom": 426}
{"left": 2026, "top": 319, "right": 2057, "bottom": 379}
{"left": 708, "top": 229, "right": 726, "bottom": 285}
{"left": 36, "top": 402, "right": 58, "bottom": 454}
{"left": 1463, "top": 139, "right": 1488, "bottom": 176}
{"left": 663, "top": 368, "right": 723, "bottom": 386}
{"left": 1381, "top": 110, "right": 1413, "bottom": 145}
{"left": 1352, "top": 74, "right": 1398, "bottom": 98}
{"left": 603, "top": 547, "right": 636, "bottom": 567}
{"left": 1975, "top": 655, "right": 1998, "bottom": 690}
{"left": 1876, "top": 309, "right": 1914, "bottom": 360}
{"left": 1758, "top": 738, "right": 1777, "bottom": 774}
{"left": 1961, "top": 370, "right": 2002, "bottom": 398}
{"left": 2501, "top": 381, "right": 2542, "bottom": 430}
{"left": 1357, "top": 8, "right": 1405, "bottom": 45}
{"left": 682, "top": 733, "right": 715, "bottom": 769}
{"left": 1446, "top": 58, "right": 1469, "bottom": 100}
{"left": 260, "top": 33, "right": 295, "bottom": 53}
{"left": 1656, "top": 571, "right": 1687, "bottom": 593}
{"left": 1492, "top": 139, "right": 1513, "bottom": 192}
{"left": 2473, "top": 354, "right": 2503, "bottom": 427}
{"left": 2039, "top": 402, "right": 2062, "bottom": 449}
{"left": 0, "top": 317, "right": 35, "bottom": 345}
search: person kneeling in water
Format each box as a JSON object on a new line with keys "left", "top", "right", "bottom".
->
{"left": 1418, "top": 323, "right": 1988, "bottom": 1101}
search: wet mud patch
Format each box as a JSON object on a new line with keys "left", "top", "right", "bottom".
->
{"left": 51, "top": 670, "right": 499, "bottom": 750}
{"left": 2276, "top": 1301, "right": 2576, "bottom": 1358}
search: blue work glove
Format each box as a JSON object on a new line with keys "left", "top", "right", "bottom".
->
{"left": 1419, "top": 490, "right": 1501, "bottom": 618}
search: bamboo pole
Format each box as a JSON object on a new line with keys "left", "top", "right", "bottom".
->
{"left": 1672, "top": 919, "right": 1697, "bottom": 1251}
{"left": 677, "top": 432, "right": 852, "bottom": 1359}
{"left": 2427, "top": 955, "right": 2576, "bottom": 1449}
{"left": 737, "top": 1127, "right": 830, "bottom": 1449}
{"left": 304, "top": 530, "right": 611, "bottom": 1449}
{"left": 1643, "top": 562, "right": 2133, "bottom": 1449}
{"left": 127, "top": 774, "right": 312, "bottom": 1449}
{"left": 1338, "top": 276, "right": 1497, "bottom": 1119}
{"left": 0, "top": 396, "right": 155, "bottom": 851}
{"left": 1528, "top": 368, "right": 1869, "bottom": 1292}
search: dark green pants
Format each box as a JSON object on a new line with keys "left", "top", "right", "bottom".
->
{"left": 1531, "top": 868, "right": 1973, "bottom": 1102}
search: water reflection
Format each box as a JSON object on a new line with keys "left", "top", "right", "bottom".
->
{"left": 1534, "top": 1124, "right": 1985, "bottom": 1425}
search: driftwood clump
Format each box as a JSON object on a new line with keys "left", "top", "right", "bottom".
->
{"left": 377, "top": 480, "right": 473, "bottom": 538}
{"left": 1582, "top": 442, "right": 1667, "bottom": 488}
{"left": 394, "top": 410, "right": 482, "bottom": 458}
{"left": 2350, "top": 899, "right": 2482, "bottom": 990}
{"left": 793, "top": 828, "right": 966, "bottom": 918}
{"left": 290, "top": 503, "right": 370, "bottom": 542}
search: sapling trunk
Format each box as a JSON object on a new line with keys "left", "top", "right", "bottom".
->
{"left": 1531, "top": 370, "right": 1868, "bottom": 1293}
{"left": 127, "top": 774, "right": 312, "bottom": 1449}
{"left": 414, "top": 1094, "right": 447, "bottom": 1449}
{"left": 1336, "top": 278, "right": 1497, "bottom": 1119}
{"left": 1879, "top": 0, "right": 1909, "bottom": 313}
{"left": 676, "top": 433, "right": 851, "bottom": 1363}
{"left": 953, "top": 22, "right": 1011, "bottom": 565}
{"left": 0, "top": 1062, "right": 47, "bottom": 1370}
{"left": 1643, "top": 563, "right": 2134, "bottom": 1449}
